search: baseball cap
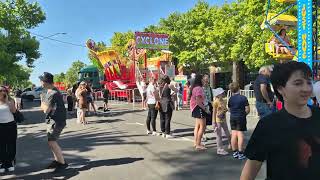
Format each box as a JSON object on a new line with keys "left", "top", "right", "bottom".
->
{"left": 39, "top": 72, "right": 54, "bottom": 84}
{"left": 212, "top": 88, "right": 225, "bottom": 97}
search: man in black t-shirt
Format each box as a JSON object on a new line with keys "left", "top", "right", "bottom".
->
{"left": 39, "top": 72, "right": 68, "bottom": 172}
{"left": 241, "top": 61, "right": 320, "bottom": 180}
{"left": 253, "top": 66, "right": 274, "bottom": 119}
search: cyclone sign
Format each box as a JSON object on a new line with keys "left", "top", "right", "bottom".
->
{"left": 135, "top": 32, "right": 169, "bottom": 50}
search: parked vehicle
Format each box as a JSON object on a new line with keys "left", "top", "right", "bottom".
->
{"left": 21, "top": 87, "right": 43, "bottom": 101}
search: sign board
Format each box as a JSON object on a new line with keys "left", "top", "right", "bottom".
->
{"left": 297, "top": 0, "right": 313, "bottom": 69}
{"left": 135, "top": 32, "right": 169, "bottom": 50}
{"left": 165, "top": 65, "right": 175, "bottom": 78}
{"left": 174, "top": 75, "right": 188, "bottom": 86}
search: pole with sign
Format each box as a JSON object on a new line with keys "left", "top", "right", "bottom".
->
{"left": 297, "top": 0, "right": 313, "bottom": 70}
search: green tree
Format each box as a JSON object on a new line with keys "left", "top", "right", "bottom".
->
{"left": 0, "top": 0, "right": 45, "bottom": 84}
{"left": 53, "top": 72, "right": 65, "bottom": 83}
{"left": 64, "top": 60, "right": 86, "bottom": 87}
{"left": 110, "top": 31, "right": 134, "bottom": 57}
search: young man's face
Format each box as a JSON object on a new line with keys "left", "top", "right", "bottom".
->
{"left": 278, "top": 70, "right": 313, "bottom": 106}
{"left": 40, "top": 81, "right": 49, "bottom": 89}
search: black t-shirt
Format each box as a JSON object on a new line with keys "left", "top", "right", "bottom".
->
{"left": 253, "top": 74, "right": 274, "bottom": 103}
{"left": 102, "top": 89, "right": 109, "bottom": 99}
{"left": 245, "top": 107, "right": 320, "bottom": 180}
{"left": 43, "top": 88, "right": 66, "bottom": 124}
{"left": 228, "top": 94, "right": 249, "bottom": 120}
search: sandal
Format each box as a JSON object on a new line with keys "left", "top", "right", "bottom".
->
{"left": 195, "top": 146, "right": 207, "bottom": 151}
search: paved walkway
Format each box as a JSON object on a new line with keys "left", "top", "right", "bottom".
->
{"left": 1, "top": 101, "right": 266, "bottom": 180}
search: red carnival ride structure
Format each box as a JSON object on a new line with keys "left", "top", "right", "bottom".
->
{"left": 86, "top": 33, "right": 173, "bottom": 100}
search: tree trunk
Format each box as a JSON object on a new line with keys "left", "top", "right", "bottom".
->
{"left": 232, "top": 61, "right": 245, "bottom": 89}
{"left": 232, "top": 61, "right": 239, "bottom": 84}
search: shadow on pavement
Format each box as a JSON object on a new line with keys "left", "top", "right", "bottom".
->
{"left": 5, "top": 157, "right": 144, "bottom": 180}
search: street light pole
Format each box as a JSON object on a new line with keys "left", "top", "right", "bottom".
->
{"left": 39, "top": 32, "right": 67, "bottom": 40}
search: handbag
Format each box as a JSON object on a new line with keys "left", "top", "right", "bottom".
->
{"left": 13, "top": 110, "right": 24, "bottom": 123}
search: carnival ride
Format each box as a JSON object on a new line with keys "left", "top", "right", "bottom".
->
{"left": 86, "top": 38, "right": 173, "bottom": 94}
{"left": 262, "top": 0, "right": 319, "bottom": 77}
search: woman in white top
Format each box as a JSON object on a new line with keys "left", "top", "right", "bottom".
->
{"left": 0, "top": 86, "right": 17, "bottom": 173}
{"left": 136, "top": 78, "right": 147, "bottom": 110}
{"left": 146, "top": 78, "right": 160, "bottom": 135}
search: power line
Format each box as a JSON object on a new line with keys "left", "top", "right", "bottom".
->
{"left": 30, "top": 32, "right": 86, "bottom": 48}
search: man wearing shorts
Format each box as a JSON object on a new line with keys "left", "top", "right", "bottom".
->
{"left": 39, "top": 72, "right": 68, "bottom": 172}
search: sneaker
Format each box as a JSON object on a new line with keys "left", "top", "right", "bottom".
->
{"left": 162, "top": 133, "right": 166, "bottom": 138}
{"left": 217, "top": 149, "right": 229, "bottom": 155}
{"left": 46, "top": 160, "right": 60, "bottom": 169}
{"left": 146, "top": 130, "right": 152, "bottom": 135}
{"left": 53, "top": 162, "right": 68, "bottom": 173}
{"left": 233, "top": 151, "right": 239, "bottom": 159}
{"left": 0, "top": 164, "right": 5, "bottom": 173}
{"left": 237, "top": 152, "right": 246, "bottom": 160}
{"left": 152, "top": 131, "right": 158, "bottom": 136}
{"left": 6, "top": 161, "right": 15, "bottom": 172}
{"left": 166, "top": 134, "right": 174, "bottom": 139}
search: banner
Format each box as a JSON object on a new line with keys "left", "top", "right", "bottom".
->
{"left": 297, "top": 0, "right": 313, "bottom": 69}
{"left": 135, "top": 32, "right": 169, "bottom": 50}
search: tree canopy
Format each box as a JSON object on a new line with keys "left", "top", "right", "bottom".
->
{"left": 0, "top": 0, "right": 46, "bottom": 86}
{"left": 106, "top": 0, "right": 299, "bottom": 71}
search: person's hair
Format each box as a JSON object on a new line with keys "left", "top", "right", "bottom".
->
{"left": 271, "top": 61, "right": 312, "bottom": 102}
{"left": 278, "top": 29, "right": 286, "bottom": 36}
{"left": 229, "top": 82, "right": 240, "bottom": 93}
{"left": 190, "top": 74, "right": 203, "bottom": 94}
{"left": 159, "top": 75, "right": 170, "bottom": 86}
{"left": 259, "top": 65, "right": 271, "bottom": 74}
{"left": 193, "top": 74, "right": 203, "bottom": 87}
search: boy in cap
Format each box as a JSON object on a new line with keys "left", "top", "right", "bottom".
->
{"left": 39, "top": 72, "right": 68, "bottom": 172}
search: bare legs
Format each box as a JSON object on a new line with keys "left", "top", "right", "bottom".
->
{"left": 231, "top": 130, "right": 245, "bottom": 152}
{"left": 48, "top": 141, "right": 65, "bottom": 164}
{"left": 194, "top": 118, "right": 206, "bottom": 149}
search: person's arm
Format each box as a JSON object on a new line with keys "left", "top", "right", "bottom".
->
{"left": 169, "top": 83, "right": 178, "bottom": 93}
{"left": 240, "top": 160, "right": 263, "bottom": 180}
{"left": 8, "top": 99, "right": 16, "bottom": 113}
{"left": 260, "top": 84, "right": 272, "bottom": 105}
{"left": 196, "top": 95, "right": 206, "bottom": 110}
{"left": 41, "top": 91, "right": 55, "bottom": 114}
{"left": 212, "top": 101, "right": 217, "bottom": 124}
{"left": 153, "top": 88, "right": 160, "bottom": 102}
{"left": 245, "top": 105, "right": 250, "bottom": 115}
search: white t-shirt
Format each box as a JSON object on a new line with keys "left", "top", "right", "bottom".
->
{"left": 146, "top": 84, "right": 156, "bottom": 104}
{"left": 0, "top": 103, "right": 14, "bottom": 123}
{"left": 136, "top": 81, "right": 147, "bottom": 94}
{"left": 313, "top": 81, "right": 320, "bottom": 104}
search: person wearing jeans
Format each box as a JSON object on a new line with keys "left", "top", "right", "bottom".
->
{"left": 253, "top": 66, "right": 274, "bottom": 119}
{"left": 159, "top": 75, "right": 177, "bottom": 138}
{"left": 146, "top": 78, "right": 159, "bottom": 135}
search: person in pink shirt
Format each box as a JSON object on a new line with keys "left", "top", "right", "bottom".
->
{"left": 190, "top": 74, "right": 209, "bottom": 150}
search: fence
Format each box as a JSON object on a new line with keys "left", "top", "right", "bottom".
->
{"left": 227, "top": 90, "right": 258, "bottom": 118}
{"left": 93, "top": 88, "right": 142, "bottom": 110}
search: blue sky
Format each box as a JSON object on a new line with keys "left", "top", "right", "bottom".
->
{"left": 29, "top": 0, "right": 233, "bottom": 86}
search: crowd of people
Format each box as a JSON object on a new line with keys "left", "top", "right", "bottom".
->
{"left": 1, "top": 61, "right": 320, "bottom": 179}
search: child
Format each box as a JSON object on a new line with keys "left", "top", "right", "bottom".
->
{"left": 212, "top": 88, "right": 231, "bottom": 155}
{"left": 227, "top": 82, "right": 250, "bottom": 160}
{"left": 66, "top": 89, "right": 74, "bottom": 114}
{"left": 102, "top": 85, "right": 110, "bottom": 112}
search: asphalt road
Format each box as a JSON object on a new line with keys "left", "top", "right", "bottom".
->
{"left": 1, "top": 100, "right": 266, "bottom": 180}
